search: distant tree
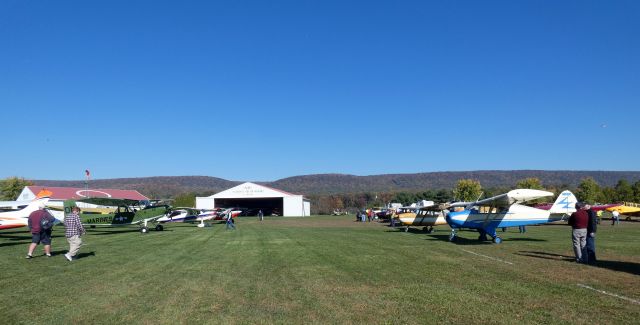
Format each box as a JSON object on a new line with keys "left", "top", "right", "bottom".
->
{"left": 173, "top": 192, "right": 196, "bottom": 207}
{"left": 633, "top": 181, "right": 640, "bottom": 203}
{"left": 614, "top": 179, "right": 634, "bottom": 202}
{"left": 576, "top": 177, "right": 601, "bottom": 204}
{"left": 453, "top": 179, "right": 482, "bottom": 202}
{"left": 600, "top": 187, "right": 617, "bottom": 203}
{"left": 0, "top": 177, "right": 33, "bottom": 200}
{"left": 434, "top": 189, "right": 452, "bottom": 203}
{"left": 516, "top": 177, "right": 544, "bottom": 190}
{"left": 332, "top": 196, "right": 344, "bottom": 210}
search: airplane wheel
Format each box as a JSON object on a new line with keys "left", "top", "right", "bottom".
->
{"left": 155, "top": 224, "right": 164, "bottom": 231}
{"left": 493, "top": 237, "right": 502, "bottom": 244}
{"left": 140, "top": 227, "right": 149, "bottom": 234}
{"left": 626, "top": 216, "right": 631, "bottom": 221}
{"left": 425, "top": 227, "right": 433, "bottom": 234}
{"left": 449, "top": 233, "right": 457, "bottom": 242}
{"left": 478, "top": 233, "right": 488, "bottom": 241}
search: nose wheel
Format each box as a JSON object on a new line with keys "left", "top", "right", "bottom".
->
{"left": 449, "top": 229, "right": 457, "bottom": 242}
{"left": 492, "top": 236, "right": 502, "bottom": 244}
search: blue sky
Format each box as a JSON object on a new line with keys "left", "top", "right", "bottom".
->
{"left": 1, "top": 0, "right": 638, "bottom": 181}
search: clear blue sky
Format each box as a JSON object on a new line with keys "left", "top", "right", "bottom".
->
{"left": 1, "top": 0, "right": 638, "bottom": 181}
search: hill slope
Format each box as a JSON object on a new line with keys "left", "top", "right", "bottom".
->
{"left": 32, "top": 170, "right": 640, "bottom": 198}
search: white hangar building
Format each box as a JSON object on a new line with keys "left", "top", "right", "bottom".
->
{"left": 196, "top": 182, "right": 310, "bottom": 217}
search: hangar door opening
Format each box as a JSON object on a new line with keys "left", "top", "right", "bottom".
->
{"left": 215, "top": 198, "right": 283, "bottom": 216}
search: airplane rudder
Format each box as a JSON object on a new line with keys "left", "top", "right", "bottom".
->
{"left": 550, "top": 190, "right": 577, "bottom": 214}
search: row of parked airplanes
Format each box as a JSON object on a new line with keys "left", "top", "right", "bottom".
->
{"left": 0, "top": 197, "right": 242, "bottom": 233}
{"left": 1, "top": 189, "right": 638, "bottom": 244}
{"left": 377, "top": 189, "right": 637, "bottom": 244}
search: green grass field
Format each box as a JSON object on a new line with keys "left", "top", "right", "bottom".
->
{"left": 1, "top": 216, "right": 638, "bottom": 324}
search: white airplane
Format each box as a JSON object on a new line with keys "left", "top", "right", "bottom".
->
{"left": 446, "top": 189, "right": 577, "bottom": 244}
{"left": 0, "top": 197, "right": 56, "bottom": 230}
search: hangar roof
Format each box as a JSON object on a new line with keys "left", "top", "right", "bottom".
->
{"left": 23, "top": 186, "right": 149, "bottom": 201}
{"left": 210, "top": 182, "right": 301, "bottom": 199}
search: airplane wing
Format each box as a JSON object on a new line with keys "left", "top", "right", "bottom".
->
{"left": 77, "top": 197, "right": 141, "bottom": 207}
{"left": 474, "top": 189, "right": 554, "bottom": 207}
{"left": 0, "top": 200, "right": 31, "bottom": 209}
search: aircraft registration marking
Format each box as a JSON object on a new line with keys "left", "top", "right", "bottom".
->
{"left": 460, "top": 249, "right": 514, "bottom": 265}
{"left": 577, "top": 284, "right": 640, "bottom": 305}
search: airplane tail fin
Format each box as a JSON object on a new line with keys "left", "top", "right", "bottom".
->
{"left": 549, "top": 190, "right": 577, "bottom": 215}
{"left": 63, "top": 200, "right": 77, "bottom": 218}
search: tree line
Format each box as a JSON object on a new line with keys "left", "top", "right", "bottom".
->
{"left": 2, "top": 176, "right": 639, "bottom": 215}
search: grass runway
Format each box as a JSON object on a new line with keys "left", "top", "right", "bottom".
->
{"left": 1, "top": 216, "right": 638, "bottom": 324}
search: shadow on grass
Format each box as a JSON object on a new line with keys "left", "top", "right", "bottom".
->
{"left": 516, "top": 251, "right": 575, "bottom": 262}
{"left": 87, "top": 228, "right": 173, "bottom": 236}
{"left": 76, "top": 251, "right": 96, "bottom": 259}
{"left": 0, "top": 232, "right": 32, "bottom": 247}
{"left": 425, "top": 234, "right": 492, "bottom": 245}
{"left": 516, "top": 251, "right": 640, "bottom": 276}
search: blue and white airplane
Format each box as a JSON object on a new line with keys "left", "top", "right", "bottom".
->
{"left": 446, "top": 189, "right": 577, "bottom": 244}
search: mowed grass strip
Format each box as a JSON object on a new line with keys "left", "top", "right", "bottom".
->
{"left": 0, "top": 216, "right": 638, "bottom": 324}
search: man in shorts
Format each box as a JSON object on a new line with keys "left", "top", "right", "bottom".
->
{"left": 26, "top": 202, "right": 54, "bottom": 258}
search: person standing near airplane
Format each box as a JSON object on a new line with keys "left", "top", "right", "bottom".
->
{"left": 568, "top": 202, "right": 589, "bottom": 263}
{"left": 63, "top": 206, "right": 86, "bottom": 261}
{"left": 611, "top": 210, "right": 620, "bottom": 225}
{"left": 584, "top": 204, "right": 598, "bottom": 264}
{"left": 258, "top": 210, "right": 264, "bottom": 221}
{"left": 26, "top": 202, "right": 54, "bottom": 259}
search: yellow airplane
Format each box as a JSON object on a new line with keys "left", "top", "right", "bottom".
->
{"left": 606, "top": 202, "right": 640, "bottom": 220}
{"left": 396, "top": 204, "right": 454, "bottom": 233}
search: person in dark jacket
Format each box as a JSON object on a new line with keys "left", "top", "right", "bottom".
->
{"left": 568, "top": 202, "right": 589, "bottom": 263}
{"left": 584, "top": 204, "right": 598, "bottom": 264}
{"left": 26, "top": 202, "right": 54, "bottom": 259}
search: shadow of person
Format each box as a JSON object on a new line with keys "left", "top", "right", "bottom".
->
{"left": 592, "top": 260, "right": 640, "bottom": 276}
{"left": 516, "top": 251, "right": 640, "bottom": 276}
{"left": 76, "top": 252, "right": 96, "bottom": 259}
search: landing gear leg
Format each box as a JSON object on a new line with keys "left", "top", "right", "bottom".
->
{"left": 404, "top": 226, "right": 409, "bottom": 233}
{"left": 449, "top": 229, "right": 457, "bottom": 242}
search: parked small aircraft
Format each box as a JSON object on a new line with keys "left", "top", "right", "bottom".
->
{"left": 64, "top": 198, "right": 170, "bottom": 233}
{"left": 397, "top": 204, "right": 450, "bottom": 233}
{"left": 157, "top": 208, "right": 201, "bottom": 223}
{"left": 0, "top": 197, "right": 55, "bottom": 230}
{"left": 606, "top": 202, "right": 640, "bottom": 220}
{"left": 446, "top": 189, "right": 577, "bottom": 244}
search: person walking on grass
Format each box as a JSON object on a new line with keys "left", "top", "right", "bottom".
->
{"left": 63, "top": 206, "right": 86, "bottom": 261}
{"left": 26, "top": 202, "right": 55, "bottom": 259}
{"left": 226, "top": 212, "right": 236, "bottom": 230}
{"left": 568, "top": 202, "right": 588, "bottom": 263}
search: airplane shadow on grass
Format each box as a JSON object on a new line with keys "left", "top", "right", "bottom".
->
{"left": 86, "top": 228, "right": 173, "bottom": 236}
{"left": 516, "top": 251, "right": 640, "bottom": 276}
{"left": 424, "top": 233, "right": 548, "bottom": 246}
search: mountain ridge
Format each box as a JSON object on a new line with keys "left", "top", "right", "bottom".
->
{"left": 31, "top": 170, "right": 640, "bottom": 198}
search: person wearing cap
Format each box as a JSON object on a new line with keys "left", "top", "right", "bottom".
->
{"left": 568, "top": 202, "right": 589, "bottom": 263}
{"left": 63, "top": 206, "right": 86, "bottom": 261}
{"left": 26, "top": 202, "right": 55, "bottom": 259}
